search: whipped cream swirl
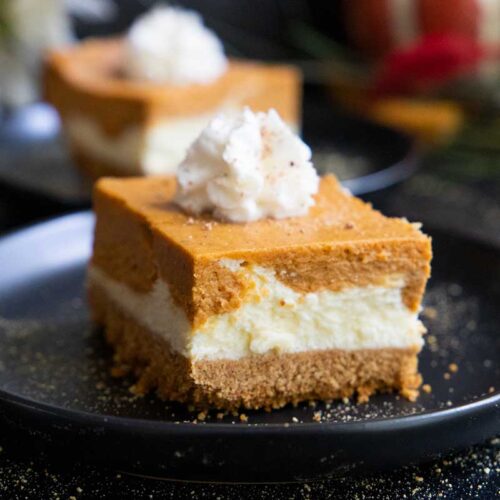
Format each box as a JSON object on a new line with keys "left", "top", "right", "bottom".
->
{"left": 125, "top": 7, "right": 227, "bottom": 85}
{"left": 175, "top": 108, "right": 319, "bottom": 222}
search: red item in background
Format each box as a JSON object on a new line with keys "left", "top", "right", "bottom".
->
{"left": 344, "top": 0, "right": 393, "bottom": 57}
{"left": 344, "top": 0, "right": 481, "bottom": 58}
{"left": 373, "top": 34, "right": 486, "bottom": 96}
{"left": 419, "top": 0, "right": 479, "bottom": 39}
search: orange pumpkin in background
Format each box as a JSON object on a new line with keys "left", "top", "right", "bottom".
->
{"left": 344, "top": 0, "right": 490, "bottom": 59}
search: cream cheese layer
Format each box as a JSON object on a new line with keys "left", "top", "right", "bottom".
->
{"left": 66, "top": 114, "right": 300, "bottom": 176}
{"left": 66, "top": 113, "right": 218, "bottom": 175}
{"left": 88, "top": 262, "right": 424, "bottom": 361}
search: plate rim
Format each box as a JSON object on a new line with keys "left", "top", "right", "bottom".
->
{"left": 0, "top": 382, "right": 498, "bottom": 436}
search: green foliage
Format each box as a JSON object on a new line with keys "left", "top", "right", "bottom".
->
{"left": 428, "top": 118, "right": 500, "bottom": 181}
{"left": 0, "top": 3, "right": 13, "bottom": 46}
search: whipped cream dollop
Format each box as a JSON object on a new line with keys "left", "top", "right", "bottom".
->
{"left": 175, "top": 108, "right": 320, "bottom": 222}
{"left": 125, "top": 7, "right": 227, "bottom": 85}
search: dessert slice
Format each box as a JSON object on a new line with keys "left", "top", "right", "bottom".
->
{"left": 88, "top": 109, "right": 432, "bottom": 410}
{"left": 44, "top": 7, "right": 300, "bottom": 180}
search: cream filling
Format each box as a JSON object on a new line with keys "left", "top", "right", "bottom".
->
{"left": 66, "top": 114, "right": 300, "bottom": 176}
{"left": 88, "top": 262, "right": 424, "bottom": 361}
{"left": 125, "top": 6, "right": 228, "bottom": 85}
{"left": 174, "top": 108, "right": 319, "bottom": 222}
{"left": 65, "top": 113, "right": 217, "bottom": 175}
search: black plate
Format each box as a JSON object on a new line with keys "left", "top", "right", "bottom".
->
{"left": 0, "top": 213, "right": 498, "bottom": 483}
{"left": 0, "top": 104, "right": 90, "bottom": 205}
{"left": 0, "top": 102, "right": 416, "bottom": 205}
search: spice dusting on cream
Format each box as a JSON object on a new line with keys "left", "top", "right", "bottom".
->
{"left": 125, "top": 6, "right": 227, "bottom": 85}
{"left": 175, "top": 108, "right": 320, "bottom": 222}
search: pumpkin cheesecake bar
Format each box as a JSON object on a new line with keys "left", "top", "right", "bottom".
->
{"left": 44, "top": 7, "right": 300, "bottom": 180}
{"left": 88, "top": 109, "right": 432, "bottom": 410}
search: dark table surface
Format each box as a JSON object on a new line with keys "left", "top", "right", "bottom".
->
{"left": 0, "top": 151, "right": 499, "bottom": 499}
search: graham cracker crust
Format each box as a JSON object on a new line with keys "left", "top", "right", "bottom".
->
{"left": 89, "top": 283, "right": 422, "bottom": 410}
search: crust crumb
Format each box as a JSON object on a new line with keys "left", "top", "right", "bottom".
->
{"left": 110, "top": 365, "right": 128, "bottom": 377}
{"left": 401, "top": 388, "right": 419, "bottom": 402}
{"left": 422, "top": 384, "right": 432, "bottom": 394}
{"left": 129, "top": 384, "right": 143, "bottom": 396}
{"left": 423, "top": 306, "right": 438, "bottom": 319}
{"left": 357, "top": 393, "right": 370, "bottom": 404}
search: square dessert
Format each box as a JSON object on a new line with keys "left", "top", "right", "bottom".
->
{"left": 88, "top": 172, "right": 431, "bottom": 409}
{"left": 44, "top": 9, "right": 300, "bottom": 180}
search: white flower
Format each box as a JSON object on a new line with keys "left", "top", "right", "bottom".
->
{"left": 0, "top": 0, "right": 114, "bottom": 107}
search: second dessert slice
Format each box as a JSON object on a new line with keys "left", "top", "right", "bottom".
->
{"left": 88, "top": 109, "right": 432, "bottom": 409}
{"left": 44, "top": 7, "right": 300, "bottom": 179}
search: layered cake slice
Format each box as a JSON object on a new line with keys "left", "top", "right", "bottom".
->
{"left": 88, "top": 108, "right": 432, "bottom": 410}
{"left": 44, "top": 6, "right": 300, "bottom": 179}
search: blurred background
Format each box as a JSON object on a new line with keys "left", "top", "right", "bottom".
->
{"left": 0, "top": 3, "right": 498, "bottom": 496}
{"left": 0, "top": 0, "right": 499, "bottom": 244}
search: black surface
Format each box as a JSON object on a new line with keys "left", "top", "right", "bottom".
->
{"left": 0, "top": 212, "right": 498, "bottom": 483}
{"left": 72, "top": 0, "right": 348, "bottom": 62}
{"left": 0, "top": 435, "right": 497, "bottom": 499}
{"left": 0, "top": 97, "right": 416, "bottom": 205}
